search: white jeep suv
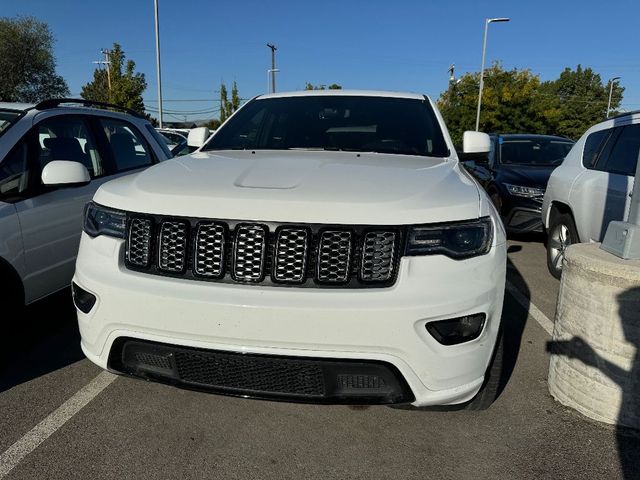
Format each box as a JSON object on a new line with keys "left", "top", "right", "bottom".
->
{"left": 73, "top": 91, "right": 507, "bottom": 408}
{"left": 542, "top": 111, "right": 639, "bottom": 278}
{"left": 0, "top": 99, "right": 172, "bottom": 310}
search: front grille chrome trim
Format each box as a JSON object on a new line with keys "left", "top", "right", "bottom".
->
{"left": 231, "top": 223, "right": 268, "bottom": 282}
{"left": 316, "top": 229, "right": 353, "bottom": 284}
{"left": 124, "top": 214, "right": 401, "bottom": 288}
{"left": 273, "top": 227, "right": 310, "bottom": 284}
{"left": 157, "top": 221, "right": 189, "bottom": 273}
{"left": 193, "top": 222, "right": 227, "bottom": 279}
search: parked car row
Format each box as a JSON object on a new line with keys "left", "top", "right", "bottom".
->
{"left": 2, "top": 92, "right": 637, "bottom": 411}
{"left": 462, "top": 111, "right": 639, "bottom": 279}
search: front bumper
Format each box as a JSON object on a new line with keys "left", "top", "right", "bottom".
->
{"left": 503, "top": 207, "right": 544, "bottom": 233}
{"left": 74, "top": 232, "right": 506, "bottom": 407}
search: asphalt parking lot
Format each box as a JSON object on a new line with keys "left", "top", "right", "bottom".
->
{"left": 1, "top": 235, "right": 639, "bottom": 480}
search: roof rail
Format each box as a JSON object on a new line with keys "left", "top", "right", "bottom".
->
{"left": 34, "top": 98, "right": 145, "bottom": 118}
{"left": 607, "top": 109, "right": 640, "bottom": 121}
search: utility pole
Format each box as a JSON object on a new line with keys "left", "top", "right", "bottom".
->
{"left": 448, "top": 64, "right": 456, "bottom": 84}
{"left": 154, "top": 0, "right": 164, "bottom": 128}
{"left": 267, "top": 43, "right": 277, "bottom": 93}
{"left": 101, "top": 49, "right": 112, "bottom": 90}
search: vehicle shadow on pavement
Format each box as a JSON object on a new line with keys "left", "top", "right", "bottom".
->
{"left": 546, "top": 287, "right": 640, "bottom": 480}
{"left": 0, "top": 288, "right": 83, "bottom": 393}
{"left": 498, "top": 257, "right": 531, "bottom": 400}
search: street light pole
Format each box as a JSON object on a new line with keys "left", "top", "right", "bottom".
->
{"left": 607, "top": 76, "right": 621, "bottom": 118}
{"left": 154, "top": 0, "right": 164, "bottom": 128}
{"left": 475, "top": 17, "right": 510, "bottom": 131}
{"left": 267, "top": 69, "right": 280, "bottom": 93}
{"left": 267, "top": 43, "right": 277, "bottom": 93}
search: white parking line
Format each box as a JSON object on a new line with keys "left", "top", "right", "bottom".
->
{"left": 506, "top": 280, "right": 555, "bottom": 336}
{"left": 0, "top": 371, "right": 117, "bottom": 478}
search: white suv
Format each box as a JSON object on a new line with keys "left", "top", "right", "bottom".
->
{"left": 0, "top": 99, "right": 172, "bottom": 309}
{"left": 73, "top": 91, "right": 507, "bottom": 409}
{"left": 542, "top": 111, "right": 639, "bottom": 278}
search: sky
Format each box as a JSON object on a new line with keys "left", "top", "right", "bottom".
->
{"left": 3, "top": 0, "right": 639, "bottom": 123}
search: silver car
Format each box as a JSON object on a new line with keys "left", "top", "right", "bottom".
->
{"left": 542, "top": 111, "right": 639, "bottom": 278}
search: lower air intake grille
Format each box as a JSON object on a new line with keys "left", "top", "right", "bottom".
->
{"left": 112, "top": 338, "right": 414, "bottom": 404}
{"left": 174, "top": 350, "right": 326, "bottom": 396}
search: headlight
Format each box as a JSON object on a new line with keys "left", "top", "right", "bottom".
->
{"left": 504, "top": 184, "right": 545, "bottom": 198}
{"left": 405, "top": 217, "right": 492, "bottom": 259}
{"left": 83, "top": 202, "right": 126, "bottom": 238}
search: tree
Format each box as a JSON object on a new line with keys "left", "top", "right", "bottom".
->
{"left": 0, "top": 16, "right": 69, "bottom": 102}
{"left": 541, "top": 65, "right": 624, "bottom": 140}
{"left": 438, "top": 63, "right": 626, "bottom": 145}
{"left": 219, "top": 81, "right": 241, "bottom": 122}
{"left": 304, "top": 82, "right": 342, "bottom": 90}
{"left": 219, "top": 83, "right": 230, "bottom": 122}
{"left": 438, "top": 64, "right": 548, "bottom": 145}
{"left": 81, "top": 43, "right": 147, "bottom": 114}
{"left": 231, "top": 81, "right": 240, "bottom": 112}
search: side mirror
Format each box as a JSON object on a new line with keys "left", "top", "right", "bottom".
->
{"left": 41, "top": 160, "right": 90, "bottom": 186}
{"left": 187, "top": 127, "right": 210, "bottom": 149}
{"left": 462, "top": 131, "right": 491, "bottom": 154}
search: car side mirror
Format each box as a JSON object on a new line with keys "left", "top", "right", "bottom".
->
{"left": 462, "top": 131, "right": 491, "bottom": 164}
{"left": 187, "top": 127, "right": 210, "bottom": 149}
{"left": 463, "top": 131, "right": 491, "bottom": 154}
{"left": 41, "top": 160, "right": 90, "bottom": 186}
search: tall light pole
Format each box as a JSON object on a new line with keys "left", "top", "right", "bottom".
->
{"left": 267, "top": 43, "right": 277, "bottom": 93}
{"left": 267, "top": 69, "right": 280, "bottom": 93}
{"left": 154, "top": 0, "right": 164, "bottom": 128}
{"left": 606, "top": 76, "right": 621, "bottom": 118}
{"left": 475, "top": 17, "right": 510, "bottom": 131}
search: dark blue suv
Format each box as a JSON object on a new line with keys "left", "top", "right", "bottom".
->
{"left": 462, "top": 134, "right": 574, "bottom": 233}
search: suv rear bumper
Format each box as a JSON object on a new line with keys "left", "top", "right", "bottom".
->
{"left": 74, "top": 233, "right": 507, "bottom": 407}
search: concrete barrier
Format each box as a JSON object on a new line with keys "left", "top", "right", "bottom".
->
{"left": 548, "top": 242, "right": 640, "bottom": 428}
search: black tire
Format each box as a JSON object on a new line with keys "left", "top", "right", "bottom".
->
{"left": 546, "top": 211, "right": 578, "bottom": 280}
{"left": 465, "top": 327, "right": 504, "bottom": 411}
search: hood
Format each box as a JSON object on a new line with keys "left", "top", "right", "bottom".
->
{"left": 497, "top": 164, "right": 557, "bottom": 189}
{"left": 94, "top": 150, "right": 481, "bottom": 225}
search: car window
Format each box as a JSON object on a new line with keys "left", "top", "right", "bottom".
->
{"left": 36, "top": 116, "right": 104, "bottom": 179}
{"left": 101, "top": 118, "right": 154, "bottom": 172}
{"left": 204, "top": 96, "right": 449, "bottom": 157}
{"left": 145, "top": 124, "right": 173, "bottom": 159}
{"left": 582, "top": 128, "right": 613, "bottom": 169}
{"left": 0, "top": 140, "right": 29, "bottom": 196}
{"left": 500, "top": 139, "right": 574, "bottom": 165}
{"left": 600, "top": 124, "right": 640, "bottom": 176}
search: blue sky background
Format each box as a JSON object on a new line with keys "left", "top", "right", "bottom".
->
{"left": 3, "top": 0, "right": 639, "bottom": 123}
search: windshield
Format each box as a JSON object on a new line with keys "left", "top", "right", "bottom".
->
{"left": 500, "top": 139, "right": 574, "bottom": 166}
{"left": 0, "top": 110, "right": 22, "bottom": 139}
{"left": 203, "top": 95, "right": 449, "bottom": 157}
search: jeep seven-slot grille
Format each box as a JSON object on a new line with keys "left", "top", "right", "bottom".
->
{"left": 125, "top": 215, "right": 401, "bottom": 288}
